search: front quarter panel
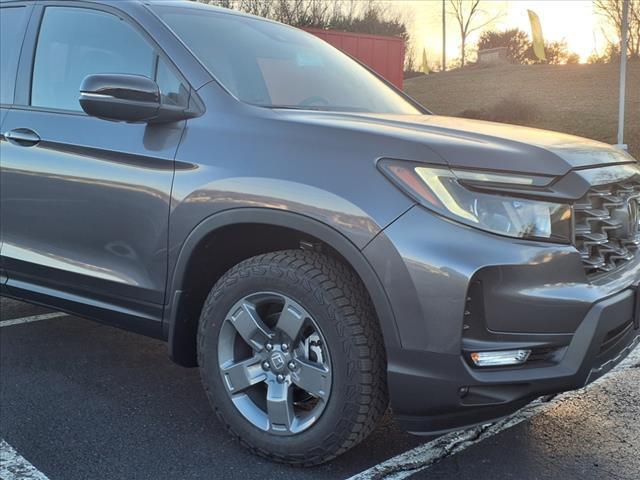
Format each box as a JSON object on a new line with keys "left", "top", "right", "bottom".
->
{"left": 167, "top": 82, "right": 429, "bottom": 273}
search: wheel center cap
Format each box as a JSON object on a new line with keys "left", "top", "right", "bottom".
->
{"left": 269, "top": 351, "right": 286, "bottom": 371}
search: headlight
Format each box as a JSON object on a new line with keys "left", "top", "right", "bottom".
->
{"left": 379, "top": 160, "right": 572, "bottom": 243}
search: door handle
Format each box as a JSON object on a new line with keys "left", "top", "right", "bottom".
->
{"left": 4, "top": 128, "right": 41, "bottom": 147}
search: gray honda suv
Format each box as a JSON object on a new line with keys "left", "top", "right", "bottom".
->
{"left": 1, "top": 0, "right": 639, "bottom": 466}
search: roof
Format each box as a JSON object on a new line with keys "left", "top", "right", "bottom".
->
{"left": 142, "top": 0, "right": 285, "bottom": 23}
{"left": 0, "top": 0, "right": 301, "bottom": 33}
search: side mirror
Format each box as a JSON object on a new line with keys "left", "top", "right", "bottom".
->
{"left": 79, "top": 74, "right": 162, "bottom": 123}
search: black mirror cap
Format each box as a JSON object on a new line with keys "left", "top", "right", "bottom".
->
{"left": 79, "top": 74, "right": 161, "bottom": 123}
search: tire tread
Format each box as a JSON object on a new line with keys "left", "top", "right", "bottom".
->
{"left": 197, "top": 249, "right": 388, "bottom": 466}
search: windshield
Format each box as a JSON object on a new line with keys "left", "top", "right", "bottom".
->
{"left": 151, "top": 5, "right": 421, "bottom": 114}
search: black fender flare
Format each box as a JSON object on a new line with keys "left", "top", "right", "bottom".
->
{"left": 164, "top": 207, "right": 401, "bottom": 365}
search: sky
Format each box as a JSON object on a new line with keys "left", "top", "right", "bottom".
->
{"left": 397, "top": 0, "right": 613, "bottom": 66}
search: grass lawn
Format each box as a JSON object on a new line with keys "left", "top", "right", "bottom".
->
{"left": 403, "top": 63, "right": 639, "bottom": 159}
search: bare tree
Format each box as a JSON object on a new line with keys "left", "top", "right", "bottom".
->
{"left": 195, "top": 0, "right": 233, "bottom": 6}
{"left": 404, "top": 40, "right": 417, "bottom": 73}
{"left": 272, "top": 0, "right": 305, "bottom": 25}
{"left": 193, "top": 0, "right": 410, "bottom": 46}
{"left": 236, "top": 0, "right": 274, "bottom": 19}
{"left": 305, "top": 0, "right": 332, "bottom": 26}
{"left": 594, "top": 0, "right": 640, "bottom": 60}
{"left": 198, "top": 0, "right": 234, "bottom": 7}
{"left": 448, "top": 0, "right": 503, "bottom": 67}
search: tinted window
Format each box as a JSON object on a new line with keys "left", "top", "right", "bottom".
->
{"left": 156, "top": 57, "right": 189, "bottom": 107}
{"left": 1, "top": 6, "right": 28, "bottom": 105}
{"left": 31, "top": 7, "right": 156, "bottom": 111}
{"left": 153, "top": 6, "right": 420, "bottom": 114}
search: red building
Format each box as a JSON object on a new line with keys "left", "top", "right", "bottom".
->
{"left": 304, "top": 28, "right": 405, "bottom": 90}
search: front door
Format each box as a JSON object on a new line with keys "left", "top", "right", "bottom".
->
{"left": 0, "top": 4, "right": 190, "bottom": 335}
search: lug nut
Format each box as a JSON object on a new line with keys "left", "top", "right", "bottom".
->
{"left": 288, "top": 361, "right": 296, "bottom": 370}
{"left": 262, "top": 361, "right": 270, "bottom": 370}
{"left": 265, "top": 343, "right": 273, "bottom": 351}
{"left": 276, "top": 374, "right": 285, "bottom": 383}
{"left": 281, "top": 343, "right": 289, "bottom": 352}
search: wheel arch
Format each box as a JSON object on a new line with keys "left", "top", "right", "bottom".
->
{"left": 164, "top": 208, "right": 401, "bottom": 367}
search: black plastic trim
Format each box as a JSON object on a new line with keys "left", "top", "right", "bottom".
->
{"left": 164, "top": 208, "right": 402, "bottom": 366}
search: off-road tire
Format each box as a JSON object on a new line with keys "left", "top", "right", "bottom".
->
{"left": 197, "top": 249, "right": 388, "bottom": 466}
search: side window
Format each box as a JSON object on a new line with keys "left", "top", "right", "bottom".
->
{"left": 0, "top": 6, "right": 28, "bottom": 105}
{"left": 156, "top": 58, "right": 190, "bottom": 107}
{"left": 31, "top": 7, "right": 187, "bottom": 112}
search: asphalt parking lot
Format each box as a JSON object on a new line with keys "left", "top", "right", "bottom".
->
{"left": 1, "top": 295, "right": 639, "bottom": 480}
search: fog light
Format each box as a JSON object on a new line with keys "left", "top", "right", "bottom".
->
{"left": 470, "top": 349, "right": 531, "bottom": 367}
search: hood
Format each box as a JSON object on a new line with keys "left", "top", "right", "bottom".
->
{"left": 278, "top": 111, "right": 636, "bottom": 177}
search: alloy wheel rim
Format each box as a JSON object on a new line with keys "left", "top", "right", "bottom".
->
{"left": 217, "top": 292, "right": 332, "bottom": 435}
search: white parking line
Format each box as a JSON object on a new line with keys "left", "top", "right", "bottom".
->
{"left": 348, "top": 345, "right": 640, "bottom": 480}
{"left": 0, "top": 312, "right": 67, "bottom": 327}
{"left": 0, "top": 439, "right": 50, "bottom": 480}
{"left": 1, "top": 305, "right": 637, "bottom": 480}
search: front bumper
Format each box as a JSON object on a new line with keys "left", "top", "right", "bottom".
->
{"left": 363, "top": 205, "right": 640, "bottom": 434}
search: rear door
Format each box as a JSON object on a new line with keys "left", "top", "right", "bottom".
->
{"left": 0, "top": 2, "right": 33, "bottom": 284}
{"left": 0, "top": 2, "right": 190, "bottom": 335}
{"left": 0, "top": 2, "right": 32, "bottom": 125}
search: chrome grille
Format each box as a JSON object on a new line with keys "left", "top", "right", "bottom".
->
{"left": 574, "top": 178, "right": 640, "bottom": 276}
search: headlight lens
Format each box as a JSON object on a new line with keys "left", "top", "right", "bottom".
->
{"left": 380, "top": 160, "right": 572, "bottom": 243}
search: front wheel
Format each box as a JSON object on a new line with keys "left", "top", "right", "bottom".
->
{"left": 197, "top": 250, "right": 388, "bottom": 465}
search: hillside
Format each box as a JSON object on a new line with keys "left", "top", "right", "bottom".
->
{"left": 404, "top": 63, "right": 640, "bottom": 159}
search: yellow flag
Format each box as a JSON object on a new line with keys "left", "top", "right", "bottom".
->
{"left": 421, "top": 48, "right": 430, "bottom": 74}
{"left": 528, "top": 10, "right": 546, "bottom": 61}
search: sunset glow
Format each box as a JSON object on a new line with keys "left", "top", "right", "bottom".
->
{"left": 501, "top": 1, "right": 602, "bottom": 62}
{"left": 403, "top": 0, "right": 615, "bottom": 66}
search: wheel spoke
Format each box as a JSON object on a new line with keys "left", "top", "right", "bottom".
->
{"left": 229, "top": 301, "right": 274, "bottom": 351}
{"left": 291, "top": 359, "right": 330, "bottom": 400}
{"left": 220, "top": 355, "right": 265, "bottom": 393}
{"left": 276, "top": 301, "right": 306, "bottom": 343}
{"left": 219, "top": 292, "right": 333, "bottom": 435}
{"left": 266, "top": 381, "right": 295, "bottom": 432}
